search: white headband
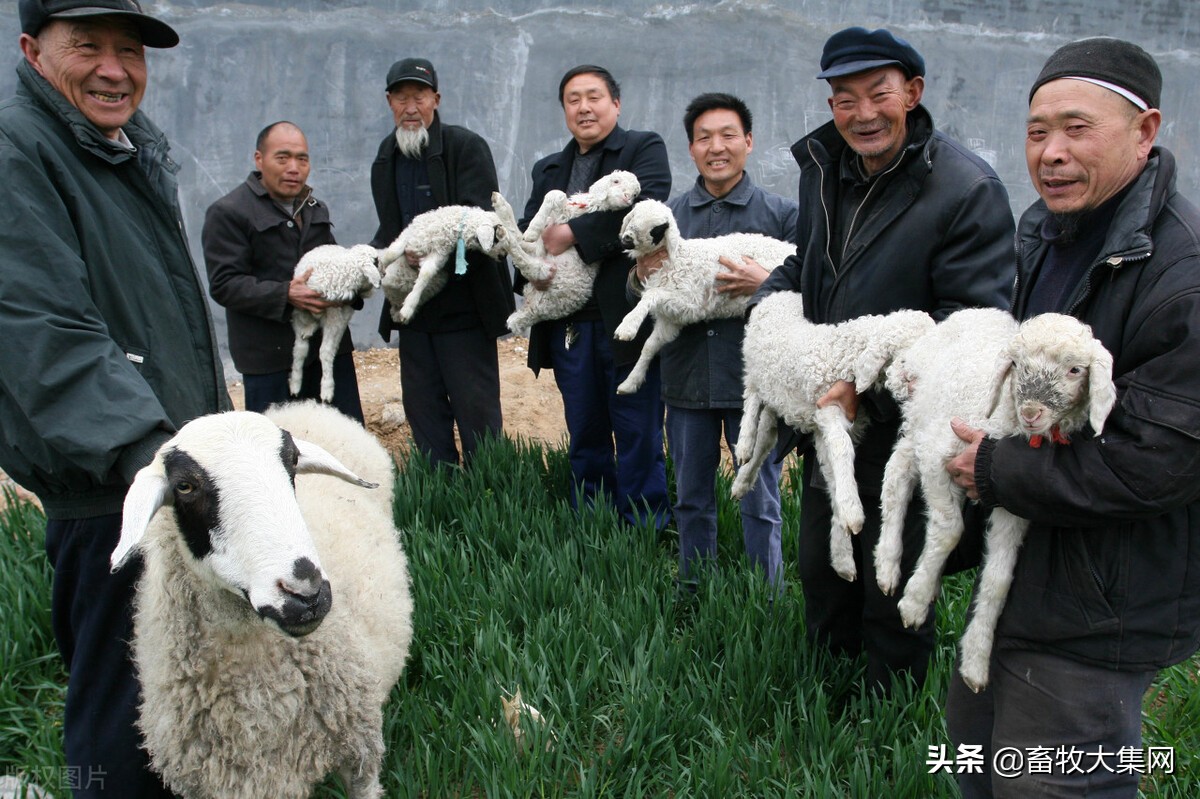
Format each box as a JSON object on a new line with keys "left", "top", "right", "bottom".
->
{"left": 1065, "top": 76, "right": 1149, "bottom": 111}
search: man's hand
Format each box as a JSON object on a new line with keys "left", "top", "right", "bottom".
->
{"left": 541, "top": 222, "right": 576, "bottom": 256}
{"left": 947, "top": 417, "right": 986, "bottom": 500}
{"left": 817, "top": 379, "right": 859, "bottom": 422}
{"left": 531, "top": 263, "right": 558, "bottom": 292}
{"left": 715, "top": 254, "right": 770, "bottom": 296}
{"left": 635, "top": 248, "right": 668, "bottom": 283}
{"left": 288, "top": 267, "right": 336, "bottom": 314}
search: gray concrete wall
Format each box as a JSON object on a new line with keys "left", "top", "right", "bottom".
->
{"left": 3, "top": 1, "right": 1197, "bottom": 364}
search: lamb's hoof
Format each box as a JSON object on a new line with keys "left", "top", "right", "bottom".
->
{"left": 960, "top": 660, "right": 990, "bottom": 693}
{"left": 897, "top": 595, "right": 929, "bottom": 628}
{"left": 844, "top": 506, "right": 865, "bottom": 535}
{"left": 729, "top": 479, "right": 749, "bottom": 501}
{"left": 615, "top": 378, "right": 640, "bottom": 395}
{"left": 398, "top": 308, "right": 415, "bottom": 324}
{"left": 876, "top": 564, "right": 900, "bottom": 596}
{"left": 613, "top": 322, "right": 638, "bottom": 342}
{"left": 834, "top": 562, "right": 857, "bottom": 582}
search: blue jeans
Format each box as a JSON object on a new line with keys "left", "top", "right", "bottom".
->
{"left": 666, "top": 405, "right": 783, "bottom": 586}
{"left": 46, "top": 514, "right": 179, "bottom": 798}
{"left": 242, "top": 350, "right": 364, "bottom": 423}
{"left": 549, "top": 319, "right": 669, "bottom": 530}
{"left": 946, "top": 647, "right": 1155, "bottom": 798}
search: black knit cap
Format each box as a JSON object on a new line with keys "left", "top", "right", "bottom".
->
{"left": 1029, "top": 37, "right": 1161, "bottom": 110}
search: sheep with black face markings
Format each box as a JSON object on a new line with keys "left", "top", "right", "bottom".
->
{"left": 873, "top": 309, "right": 1116, "bottom": 691}
{"left": 111, "top": 402, "right": 412, "bottom": 799}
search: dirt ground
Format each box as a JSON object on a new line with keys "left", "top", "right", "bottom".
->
{"left": 0, "top": 337, "right": 565, "bottom": 510}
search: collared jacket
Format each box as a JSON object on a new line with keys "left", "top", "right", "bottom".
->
{"left": 520, "top": 125, "right": 671, "bottom": 372}
{"left": 978, "top": 148, "right": 1200, "bottom": 671}
{"left": 756, "top": 106, "right": 1016, "bottom": 489}
{"left": 0, "top": 61, "right": 230, "bottom": 520}
{"left": 203, "top": 173, "right": 345, "bottom": 375}
{"left": 370, "top": 113, "right": 514, "bottom": 341}
{"left": 660, "top": 173, "right": 798, "bottom": 409}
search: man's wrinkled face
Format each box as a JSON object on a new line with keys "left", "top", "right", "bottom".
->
{"left": 22, "top": 18, "right": 147, "bottom": 140}
{"left": 827, "top": 66, "right": 922, "bottom": 175}
{"left": 387, "top": 82, "right": 439, "bottom": 131}
{"left": 1025, "top": 79, "right": 1159, "bottom": 215}
{"left": 255, "top": 124, "right": 311, "bottom": 203}
{"left": 562, "top": 73, "right": 620, "bottom": 153}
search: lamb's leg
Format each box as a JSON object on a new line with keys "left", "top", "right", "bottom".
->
{"left": 288, "top": 313, "right": 317, "bottom": 397}
{"left": 730, "top": 402, "right": 778, "bottom": 500}
{"left": 810, "top": 413, "right": 859, "bottom": 583}
{"left": 316, "top": 308, "right": 351, "bottom": 403}
{"left": 959, "top": 509, "right": 1029, "bottom": 692}
{"left": 504, "top": 237, "right": 554, "bottom": 283}
{"left": 734, "top": 392, "right": 764, "bottom": 465}
{"left": 523, "top": 190, "right": 567, "bottom": 242}
{"left": 398, "top": 252, "right": 447, "bottom": 323}
{"left": 615, "top": 319, "right": 680, "bottom": 395}
{"left": 896, "top": 467, "right": 966, "bottom": 628}
{"left": 875, "top": 435, "right": 918, "bottom": 595}
{"left": 613, "top": 293, "right": 655, "bottom": 342}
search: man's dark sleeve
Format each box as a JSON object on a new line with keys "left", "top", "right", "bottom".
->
{"left": 202, "top": 200, "right": 291, "bottom": 322}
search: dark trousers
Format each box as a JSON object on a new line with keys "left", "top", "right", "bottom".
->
{"left": 242, "top": 350, "right": 364, "bottom": 423}
{"left": 798, "top": 451, "right": 935, "bottom": 692}
{"left": 396, "top": 325, "right": 502, "bottom": 466}
{"left": 549, "top": 319, "right": 669, "bottom": 530}
{"left": 946, "top": 648, "right": 1155, "bottom": 798}
{"left": 45, "top": 514, "right": 178, "bottom": 798}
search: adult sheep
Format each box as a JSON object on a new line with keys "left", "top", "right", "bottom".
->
{"left": 732, "top": 290, "right": 935, "bottom": 581}
{"left": 491, "top": 170, "right": 641, "bottom": 333}
{"left": 615, "top": 198, "right": 795, "bottom": 395}
{"left": 874, "top": 309, "right": 1116, "bottom": 691}
{"left": 288, "top": 243, "right": 381, "bottom": 403}
{"left": 111, "top": 402, "right": 413, "bottom": 799}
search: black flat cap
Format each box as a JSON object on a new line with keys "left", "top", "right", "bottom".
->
{"left": 817, "top": 27, "right": 925, "bottom": 80}
{"left": 1030, "top": 37, "right": 1161, "bottom": 110}
{"left": 20, "top": 0, "right": 179, "bottom": 48}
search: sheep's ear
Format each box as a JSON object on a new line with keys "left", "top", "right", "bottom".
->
{"left": 851, "top": 341, "right": 892, "bottom": 390}
{"left": 294, "top": 437, "right": 378, "bottom": 489}
{"left": 650, "top": 221, "right": 670, "bottom": 247}
{"left": 112, "top": 466, "right": 170, "bottom": 571}
{"left": 475, "top": 223, "right": 496, "bottom": 253}
{"left": 1086, "top": 340, "right": 1117, "bottom": 435}
{"left": 986, "top": 353, "right": 1015, "bottom": 420}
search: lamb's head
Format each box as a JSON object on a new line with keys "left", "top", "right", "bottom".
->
{"left": 581, "top": 170, "right": 641, "bottom": 211}
{"left": 349, "top": 244, "right": 382, "bottom": 293}
{"left": 111, "top": 411, "right": 377, "bottom": 637}
{"left": 465, "top": 210, "right": 508, "bottom": 259}
{"left": 619, "top": 199, "right": 678, "bottom": 257}
{"left": 991, "top": 313, "right": 1117, "bottom": 442}
{"left": 852, "top": 310, "right": 935, "bottom": 391}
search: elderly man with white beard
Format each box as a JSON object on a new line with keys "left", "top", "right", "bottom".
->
{"left": 369, "top": 57, "right": 514, "bottom": 466}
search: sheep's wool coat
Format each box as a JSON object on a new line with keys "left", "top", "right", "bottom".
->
{"left": 132, "top": 403, "right": 413, "bottom": 799}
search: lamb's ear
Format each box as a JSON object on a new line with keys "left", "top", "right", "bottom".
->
{"left": 112, "top": 465, "right": 170, "bottom": 571}
{"left": 650, "top": 221, "right": 670, "bottom": 247}
{"left": 851, "top": 340, "right": 893, "bottom": 390}
{"left": 294, "top": 437, "right": 378, "bottom": 489}
{"left": 985, "top": 350, "right": 1016, "bottom": 420}
{"left": 475, "top": 222, "right": 497, "bottom": 254}
{"left": 1086, "top": 340, "right": 1117, "bottom": 435}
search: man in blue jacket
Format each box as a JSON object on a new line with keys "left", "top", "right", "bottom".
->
{"left": 0, "top": 1, "right": 229, "bottom": 795}
{"left": 947, "top": 38, "right": 1200, "bottom": 798}
{"left": 519, "top": 65, "right": 672, "bottom": 530}
{"left": 752, "top": 28, "right": 1015, "bottom": 693}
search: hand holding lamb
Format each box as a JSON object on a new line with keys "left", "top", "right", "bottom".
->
{"left": 732, "top": 292, "right": 935, "bottom": 582}
{"left": 873, "top": 309, "right": 1116, "bottom": 691}
{"left": 289, "top": 243, "right": 381, "bottom": 403}
{"left": 492, "top": 170, "right": 641, "bottom": 333}
{"left": 614, "top": 198, "right": 796, "bottom": 395}
{"left": 378, "top": 205, "right": 506, "bottom": 324}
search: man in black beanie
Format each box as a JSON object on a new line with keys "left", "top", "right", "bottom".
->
{"left": 946, "top": 37, "right": 1200, "bottom": 798}
{"left": 749, "top": 27, "right": 1016, "bottom": 695}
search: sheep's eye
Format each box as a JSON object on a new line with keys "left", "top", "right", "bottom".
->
{"left": 175, "top": 480, "right": 194, "bottom": 495}
{"left": 1067, "top": 365, "right": 1085, "bottom": 377}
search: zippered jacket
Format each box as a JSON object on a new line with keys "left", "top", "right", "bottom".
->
{"left": 979, "top": 148, "right": 1200, "bottom": 670}
{"left": 0, "top": 61, "right": 230, "bottom": 519}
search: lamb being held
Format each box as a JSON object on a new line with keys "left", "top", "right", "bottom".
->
{"left": 614, "top": 198, "right": 795, "bottom": 395}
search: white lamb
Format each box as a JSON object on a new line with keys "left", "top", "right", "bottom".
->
{"left": 873, "top": 309, "right": 1116, "bottom": 691}
{"left": 491, "top": 170, "right": 642, "bottom": 333}
{"left": 614, "top": 198, "right": 796, "bottom": 395}
{"left": 289, "top": 243, "right": 381, "bottom": 403}
{"left": 111, "top": 402, "right": 413, "bottom": 799}
{"left": 731, "top": 291, "right": 935, "bottom": 581}
{"left": 378, "top": 205, "right": 505, "bottom": 324}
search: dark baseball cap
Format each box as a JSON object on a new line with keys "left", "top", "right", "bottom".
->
{"left": 816, "top": 27, "right": 925, "bottom": 80}
{"left": 19, "top": 0, "right": 179, "bottom": 48}
{"left": 386, "top": 58, "right": 438, "bottom": 93}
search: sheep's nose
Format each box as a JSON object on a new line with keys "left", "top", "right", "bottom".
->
{"left": 1020, "top": 406, "right": 1044, "bottom": 425}
{"left": 620, "top": 234, "right": 635, "bottom": 248}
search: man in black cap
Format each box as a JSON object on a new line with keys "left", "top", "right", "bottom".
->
{"left": 369, "top": 57, "right": 514, "bottom": 466}
{"left": 750, "top": 26, "right": 1016, "bottom": 694}
{"left": 946, "top": 37, "right": 1200, "bottom": 798}
{"left": 2, "top": 2, "right": 228, "bottom": 796}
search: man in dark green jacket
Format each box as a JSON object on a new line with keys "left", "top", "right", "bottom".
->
{"left": 0, "top": 2, "right": 229, "bottom": 795}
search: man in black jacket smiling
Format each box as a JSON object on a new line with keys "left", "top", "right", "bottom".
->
{"left": 370, "top": 58, "right": 514, "bottom": 466}
{"left": 946, "top": 38, "right": 1200, "bottom": 798}
{"left": 752, "top": 27, "right": 1016, "bottom": 693}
